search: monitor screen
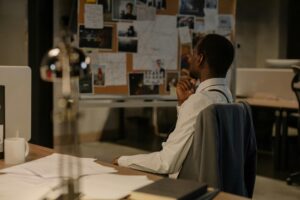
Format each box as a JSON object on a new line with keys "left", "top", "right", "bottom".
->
{"left": 0, "top": 66, "right": 31, "bottom": 141}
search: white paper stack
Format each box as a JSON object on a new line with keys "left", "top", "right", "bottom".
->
{"left": 0, "top": 153, "right": 117, "bottom": 178}
{"left": 0, "top": 153, "right": 153, "bottom": 200}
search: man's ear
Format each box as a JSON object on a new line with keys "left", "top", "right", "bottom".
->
{"left": 195, "top": 54, "right": 204, "bottom": 68}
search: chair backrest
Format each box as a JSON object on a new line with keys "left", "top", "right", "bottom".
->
{"left": 178, "top": 102, "right": 257, "bottom": 198}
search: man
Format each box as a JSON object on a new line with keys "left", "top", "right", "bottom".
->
{"left": 121, "top": 2, "right": 136, "bottom": 20}
{"left": 114, "top": 34, "right": 234, "bottom": 178}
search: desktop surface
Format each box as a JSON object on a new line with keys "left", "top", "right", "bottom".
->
{"left": 0, "top": 144, "right": 249, "bottom": 200}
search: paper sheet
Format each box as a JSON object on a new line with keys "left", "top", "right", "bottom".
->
{"left": 204, "top": 8, "right": 219, "bottom": 32}
{"left": 90, "top": 53, "right": 127, "bottom": 86}
{"left": 80, "top": 174, "right": 153, "bottom": 200}
{"left": 179, "top": 26, "right": 192, "bottom": 44}
{"left": 194, "top": 19, "right": 205, "bottom": 33}
{"left": 0, "top": 174, "right": 58, "bottom": 200}
{"left": 136, "top": 4, "right": 156, "bottom": 21}
{"left": 0, "top": 153, "right": 117, "bottom": 178}
{"left": 133, "top": 15, "right": 178, "bottom": 70}
{"left": 0, "top": 173, "right": 153, "bottom": 200}
{"left": 84, "top": 4, "right": 104, "bottom": 29}
{"left": 217, "top": 14, "right": 234, "bottom": 36}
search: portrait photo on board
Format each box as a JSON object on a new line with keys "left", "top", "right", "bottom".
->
{"left": 118, "top": 22, "right": 138, "bottom": 37}
{"left": 129, "top": 73, "right": 159, "bottom": 95}
{"left": 112, "top": 0, "right": 137, "bottom": 20}
{"left": 79, "top": 25, "right": 113, "bottom": 50}
{"left": 118, "top": 22, "right": 138, "bottom": 52}
{"left": 179, "top": 0, "right": 205, "bottom": 17}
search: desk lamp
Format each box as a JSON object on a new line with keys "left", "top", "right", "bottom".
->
{"left": 40, "top": 29, "right": 91, "bottom": 199}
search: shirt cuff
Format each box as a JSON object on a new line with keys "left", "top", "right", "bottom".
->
{"left": 176, "top": 105, "right": 181, "bottom": 115}
{"left": 117, "top": 156, "right": 129, "bottom": 167}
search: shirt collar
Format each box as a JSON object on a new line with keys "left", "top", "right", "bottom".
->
{"left": 196, "top": 78, "right": 228, "bottom": 93}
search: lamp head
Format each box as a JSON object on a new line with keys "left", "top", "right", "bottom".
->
{"left": 40, "top": 44, "right": 91, "bottom": 82}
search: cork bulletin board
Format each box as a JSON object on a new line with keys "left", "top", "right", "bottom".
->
{"left": 77, "top": 0, "right": 236, "bottom": 96}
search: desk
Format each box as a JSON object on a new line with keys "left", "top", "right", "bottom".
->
{"left": 0, "top": 144, "right": 248, "bottom": 200}
{"left": 236, "top": 97, "right": 298, "bottom": 110}
{"left": 237, "top": 97, "right": 298, "bottom": 170}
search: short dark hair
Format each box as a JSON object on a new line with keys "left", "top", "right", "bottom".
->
{"left": 196, "top": 34, "right": 234, "bottom": 77}
{"left": 126, "top": 2, "right": 133, "bottom": 8}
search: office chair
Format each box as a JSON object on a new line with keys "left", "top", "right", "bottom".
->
{"left": 178, "top": 102, "right": 257, "bottom": 198}
{"left": 286, "top": 65, "right": 300, "bottom": 185}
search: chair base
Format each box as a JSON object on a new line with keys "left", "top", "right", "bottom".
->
{"left": 286, "top": 171, "right": 300, "bottom": 185}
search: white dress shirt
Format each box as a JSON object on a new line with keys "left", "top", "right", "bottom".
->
{"left": 118, "top": 78, "right": 233, "bottom": 177}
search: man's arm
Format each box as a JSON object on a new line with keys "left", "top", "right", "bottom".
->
{"left": 116, "top": 94, "right": 210, "bottom": 175}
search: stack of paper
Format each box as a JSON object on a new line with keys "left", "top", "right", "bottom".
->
{"left": 0, "top": 153, "right": 117, "bottom": 178}
{"left": 0, "top": 153, "right": 154, "bottom": 200}
{"left": 0, "top": 174, "right": 59, "bottom": 200}
{"left": 80, "top": 174, "right": 153, "bottom": 199}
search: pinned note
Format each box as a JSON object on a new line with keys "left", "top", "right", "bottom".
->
{"left": 84, "top": 4, "right": 103, "bottom": 29}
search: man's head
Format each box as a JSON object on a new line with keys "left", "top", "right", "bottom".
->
{"left": 126, "top": 2, "right": 133, "bottom": 14}
{"left": 189, "top": 34, "right": 234, "bottom": 80}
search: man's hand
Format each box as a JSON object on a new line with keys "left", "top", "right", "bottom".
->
{"left": 176, "top": 77, "right": 197, "bottom": 106}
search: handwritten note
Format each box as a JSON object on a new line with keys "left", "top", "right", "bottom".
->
{"left": 204, "top": 8, "right": 219, "bottom": 32}
{"left": 84, "top": 4, "right": 103, "bottom": 29}
{"left": 179, "top": 26, "right": 192, "bottom": 44}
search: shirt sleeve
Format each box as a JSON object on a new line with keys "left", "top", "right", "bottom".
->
{"left": 118, "top": 94, "right": 208, "bottom": 175}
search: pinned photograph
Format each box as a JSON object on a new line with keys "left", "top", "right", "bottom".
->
{"left": 166, "top": 72, "right": 179, "bottom": 95}
{"left": 79, "top": 25, "right": 113, "bottom": 50}
{"left": 179, "top": 0, "right": 205, "bottom": 17}
{"left": 79, "top": 73, "right": 93, "bottom": 93}
{"left": 92, "top": 64, "right": 106, "bottom": 86}
{"left": 118, "top": 22, "right": 138, "bottom": 37}
{"left": 118, "top": 22, "right": 138, "bottom": 52}
{"left": 153, "top": 58, "right": 165, "bottom": 78}
{"left": 217, "top": 14, "right": 234, "bottom": 36}
{"left": 129, "top": 73, "right": 159, "bottom": 95}
{"left": 97, "top": 0, "right": 112, "bottom": 21}
{"left": 137, "top": 0, "right": 166, "bottom": 10}
{"left": 177, "top": 15, "right": 195, "bottom": 29}
{"left": 204, "top": 0, "right": 218, "bottom": 9}
{"left": 144, "top": 70, "right": 164, "bottom": 85}
{"left": 112, "top": 0, "right": 137, "bottom": 20}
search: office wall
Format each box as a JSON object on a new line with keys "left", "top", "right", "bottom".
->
{"left": 235, "top": 0, "right": 286, "bottom": 68}
{"left": 0, "top": 0, "right": 28, "bottom": 65}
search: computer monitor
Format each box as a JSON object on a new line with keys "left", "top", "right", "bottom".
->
{"left": 236, "top": 68, "right": 295, "bottom": 101}
{"left": 0, "top": 66, "right": 31, "bottom": 141}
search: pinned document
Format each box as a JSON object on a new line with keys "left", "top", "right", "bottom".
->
{"left": 84, "top": 4, "right": 104, "bottom": 29}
